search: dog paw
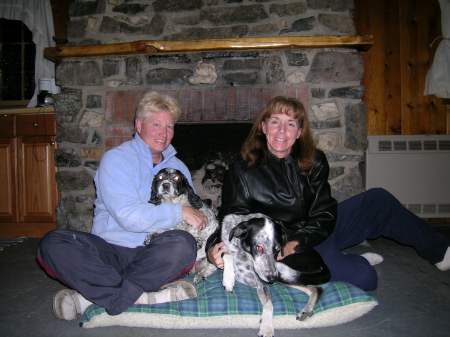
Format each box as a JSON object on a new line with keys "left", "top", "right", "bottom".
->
{"left": 223, "top": 285, "right": 234, "bottom": 292}
{"left": 258, "top": 327, "right": 274, "bottom": 337}
{"left": 296, "top": 310, "right": 312, "bottom": 321}
{"left": 143, "top": 232, "right": 160, "bottom": 245}
{"left": 222, "top": 279, "right": 235, "bottom": 292}
{"left": 193, "top": 274, "right": 205, "bottom": 283}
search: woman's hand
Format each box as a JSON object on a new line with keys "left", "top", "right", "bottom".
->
{"left": 277, "top": 241, "right": 298, "bottom": 260}
{"left": 182, "top": 206, "right": 208, "bottom": 230}
{"left": 207, "top": 242, "right": 227, "bottom": 269}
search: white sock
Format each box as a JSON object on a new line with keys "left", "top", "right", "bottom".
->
{"left": 361, "top": 252, "right": 384, "bottom": 266}
{"left": 153, "top": 288, "right": 173, "bottom": 303}
{"left": 135, "top": 292, "right": 149, "bottom": 304}
{"left": 435, "top": 247, "right": 450, "bottom": 271}
{"left": 136, "top": 290, "right": 172, "bottom": 304}
{"left": 153, "top": 287, "right": 189, "bottom": 302}
{"left": 137, "top": 287, "right": 190, "bottom": 304}
{"left": 77, "top": 294, "right": 93, "bottom": 313}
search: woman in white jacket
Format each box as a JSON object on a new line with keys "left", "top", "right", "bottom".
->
{"left": 37, "top": 92, "right": 207, "bottom": 320}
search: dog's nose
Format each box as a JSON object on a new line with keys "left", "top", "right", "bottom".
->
{"left": 266, "top": 274, "right": 277, "bottom": 284}
{"left": 262, "top": 270, "right": 278, "bottom": 284}
{"left": 162, "top": 182, "right": 170, "bottom": 190}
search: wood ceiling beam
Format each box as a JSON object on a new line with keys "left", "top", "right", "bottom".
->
{"left": 44, "top": 35, "right": 374, "bottom": 61}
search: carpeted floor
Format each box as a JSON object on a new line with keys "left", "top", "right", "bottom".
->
{"left": 0, "top": 227, "right": 449, "bottom": 337}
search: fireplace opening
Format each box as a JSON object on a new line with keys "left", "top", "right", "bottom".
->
{"left": 171, "top": 123, "right": 253, "bottom": 171}
{"left": 171, "top": 123, "right": 253, "bottom": 211}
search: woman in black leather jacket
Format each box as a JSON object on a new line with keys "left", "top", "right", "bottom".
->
{"left": 206, "top": 95, "right": 450, "bottom": 291}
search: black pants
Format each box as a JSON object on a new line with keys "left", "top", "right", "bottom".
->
{"left": 37, "top": 229, "right": 197, "bottom": 315}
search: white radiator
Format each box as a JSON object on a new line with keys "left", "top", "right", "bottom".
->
{"left": 363, "top": 135, "right": 450, "bottom": 218}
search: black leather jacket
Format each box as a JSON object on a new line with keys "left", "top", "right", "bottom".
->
{"left": 206, "top": 149, "right": 337, "bottom": 254}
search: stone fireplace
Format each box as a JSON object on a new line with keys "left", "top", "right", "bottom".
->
{"left": 51, "top": 0, "right": 368, "bottom": 232}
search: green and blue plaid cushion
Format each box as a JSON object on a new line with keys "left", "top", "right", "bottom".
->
{"left": 82, "top": 270, "right": 377, "bottom": 327}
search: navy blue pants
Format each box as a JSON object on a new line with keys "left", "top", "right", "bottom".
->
{"left": 37, "top": 230, "right": 197, "bottom": 315}
{"left": 314, "top": 188, "right": 449, "bottom": 291}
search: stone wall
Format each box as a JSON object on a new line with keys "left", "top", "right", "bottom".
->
{"left": 53, "top": 0, "right": 366, "bottom": 232}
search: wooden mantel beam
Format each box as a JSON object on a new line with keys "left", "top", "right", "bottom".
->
{"left": 44, "top": 35, "right": 373, "bottom": 61}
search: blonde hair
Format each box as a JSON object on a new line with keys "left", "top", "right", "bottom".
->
{"left": 242, "top": 95, "right": 316, "bottom": 174}
{"left": 135, "top": 91, "right": 181, "bottom": 122}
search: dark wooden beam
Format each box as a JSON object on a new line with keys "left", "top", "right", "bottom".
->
{"left": 49, "top": 0, "right": 75, "bottom": 45}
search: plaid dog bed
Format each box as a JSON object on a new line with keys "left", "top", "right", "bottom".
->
{"left": 82, "top": 270, "right": 377, "bottom": 329}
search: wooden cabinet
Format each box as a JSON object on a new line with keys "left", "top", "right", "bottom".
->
{"left": 0, "top": 113, "right": 58, "bottom": 237}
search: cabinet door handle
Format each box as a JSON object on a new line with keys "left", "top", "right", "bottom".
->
{"left": 50, "top": 141, "right": 55, "bottom": 146}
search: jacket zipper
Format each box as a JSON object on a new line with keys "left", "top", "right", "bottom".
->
{"left": 284, "top": 161, "right": 304, "bottom": 200}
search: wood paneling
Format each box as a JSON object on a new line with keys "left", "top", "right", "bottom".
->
{"left": 385, "top": 0, "right": 402, "bottom": 134}
{"left": 49, "top": 0, "right": 74, "bottom": 44}
{"left": 354, "top": 0, "right": 448, "bottom": 135}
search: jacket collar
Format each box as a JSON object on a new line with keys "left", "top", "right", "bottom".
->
{"left": 266, "top": 149, "right": 293, "bottom": 164}
{"left": 132, "top": 133, "right": 177, "bottom": 165}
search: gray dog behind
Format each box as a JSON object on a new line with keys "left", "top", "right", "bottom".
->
{"left": 221, "top": 213, "right": 331, "bottom": 337}
{"left": 144, "top": 168, "right": 218, "bottom": 283}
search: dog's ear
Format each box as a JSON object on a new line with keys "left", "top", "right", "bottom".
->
{"left": 280, "top": 226, "right": 288, "bottom": 257}
{"left": 149, "top": 174, "right": 161, "bottom": 205}
{"left": 274, "top": 221, "right": 287, "bottom": 257}
{"left": 229, "top": 221, "right": 249, "bottom": 241}
{"left": 179, "top": 171, "right": 204, "bottom": 210}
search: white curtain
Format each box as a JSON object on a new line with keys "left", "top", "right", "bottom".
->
{"left": 424, "top": 0, "right": 450, "bottom": 98}
{"left": 0, "top": 0, "right": 55, "bottom": 107}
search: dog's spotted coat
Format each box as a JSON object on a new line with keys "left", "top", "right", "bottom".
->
{"left": 221, "top": 213, "right": 331, "bottom": 337}
{"left": 144, "top": 168, "right": 218, "bottom": 283}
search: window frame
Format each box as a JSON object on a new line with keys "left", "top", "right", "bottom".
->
{"left": 0, "top": 18, "right": 36, "bottom": 108}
